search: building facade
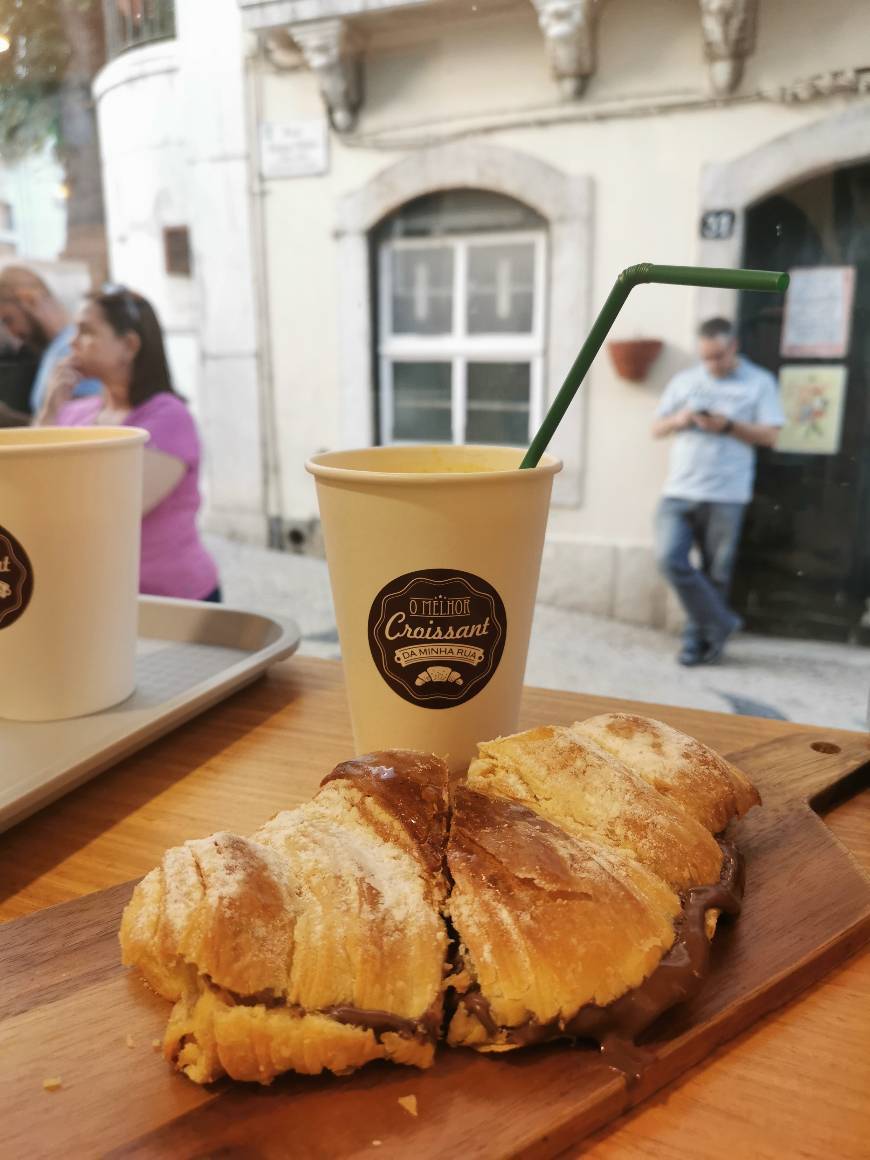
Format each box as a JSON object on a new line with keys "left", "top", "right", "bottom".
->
{"left": 94, "top": 0, "right": 870, "bottom": 640}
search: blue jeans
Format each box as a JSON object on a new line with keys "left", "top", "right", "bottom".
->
{"left": 655, "top": 497, "right": 745, "bottom": 650}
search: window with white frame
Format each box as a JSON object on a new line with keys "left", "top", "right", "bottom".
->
{"left": 375, "top": 190, "right": 547, "bottom": 446}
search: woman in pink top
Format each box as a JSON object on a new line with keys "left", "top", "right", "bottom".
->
{"left": 37, "top": 286, "right": 220, "bottom": 601}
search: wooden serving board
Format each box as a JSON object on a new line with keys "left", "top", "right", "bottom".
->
{"left": 2, "top": 732, "right": 869, "bottom": 1160}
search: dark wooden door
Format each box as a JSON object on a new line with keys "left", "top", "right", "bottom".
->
{"left": 735, "top": 162, "right": 870, "bottom": 643}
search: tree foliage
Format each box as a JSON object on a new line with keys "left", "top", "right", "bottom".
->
{"left": 0, "top": 0, "right": 98, "bottom": 160}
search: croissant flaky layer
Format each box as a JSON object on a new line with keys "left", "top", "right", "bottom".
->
{"left": 119, "top": 716, "right": 759, "bottom": 1085}
{"left": 121, "top": 751, "right": 451, "bottom": 1083}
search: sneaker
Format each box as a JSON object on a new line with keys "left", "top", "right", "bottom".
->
{"left": 677, "top": 644, "right": 706, "bottom": 666}
{"left": 701, "top": 615, "right": 743, "bottom": 665}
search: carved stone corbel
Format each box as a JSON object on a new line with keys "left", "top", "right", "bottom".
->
{"left": 531, "top": 0, "right": 603, "bottom": 100}
{"left": 291, "top": 18, "right": 360, "bottom": 133}
{"left": 699, "top": 0, "right": 758, "bottom": 95}
{"left": 263, "top": 28, "right": 304, "bottom": 72}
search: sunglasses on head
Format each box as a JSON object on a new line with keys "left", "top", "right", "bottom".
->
{"left": 100, "top": 282, "right": 141, "bottom": 325}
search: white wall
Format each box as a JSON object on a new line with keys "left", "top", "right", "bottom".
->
{"left": 94, "top": 40, "right": 200, "bottom": 410}
{"left": 175, "top": 0, "right": 266, "bottom": 542}
{"left": 93, "top": 8, "right": 266, "bottom": 540}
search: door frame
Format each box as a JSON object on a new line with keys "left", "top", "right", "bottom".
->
{"left": 696, "top": 102, "right": 870, "bottom": 323}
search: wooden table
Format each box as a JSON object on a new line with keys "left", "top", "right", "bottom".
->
{"left": 1, "top": 656, "right": 868, "bottom": 1158}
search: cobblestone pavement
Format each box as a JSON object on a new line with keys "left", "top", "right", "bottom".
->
{"left": 208, "top": 535, "right": 869, "bottom": 732}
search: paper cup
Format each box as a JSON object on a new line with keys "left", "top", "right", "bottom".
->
{"left": 306, "top": 445, "right": 561, "bottom": 771}
{"left": 0, "top": 426, "right": 146, "bottom": 721}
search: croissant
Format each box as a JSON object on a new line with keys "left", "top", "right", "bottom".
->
{"left": 120, "top": 716, "right": 759, "bottom": 1085}
{"left": 120, "top": 751, "right": 450, "bottom": 1083}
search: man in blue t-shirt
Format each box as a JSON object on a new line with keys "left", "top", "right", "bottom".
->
{"left": 0, "top": 265, "right": 101, "bottom": 425}
{"left": 652, "top": 317, "right": 784, "bottom": 666}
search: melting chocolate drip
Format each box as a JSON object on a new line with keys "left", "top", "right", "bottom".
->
{"left": 458, "top": 839, "right": 744, "bottom": 1082}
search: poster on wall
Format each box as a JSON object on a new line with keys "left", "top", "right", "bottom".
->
{"left": 776, "top": 364, "right": 848, "bottom": 455}
{"left": 780, "top": 266, "right": 855, "bottom": 358}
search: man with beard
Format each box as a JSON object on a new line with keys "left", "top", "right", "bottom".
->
{"left": 0, "top": 265, "right": 101, "bottom": 426}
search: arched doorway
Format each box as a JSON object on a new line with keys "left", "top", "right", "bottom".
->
{"left": 734, "top": 160, "right": 870, "bottom": 642}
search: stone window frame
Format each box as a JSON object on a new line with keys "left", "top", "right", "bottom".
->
{"left": 335, "top": 141, "right": 592, "bottom": 506}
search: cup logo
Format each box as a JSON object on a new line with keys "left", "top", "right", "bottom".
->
{"left": 0, "top": 525, "right": 33, "bottom": 631}
{"left": 368, "top": 569, "right": 507, "bottom": 708}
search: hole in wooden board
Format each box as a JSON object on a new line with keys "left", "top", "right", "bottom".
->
{"left": 809, "top": 753, "right": 869, "bottom": 866}
{"left": 811, "top": 741, "right": 842, "bottom": 755}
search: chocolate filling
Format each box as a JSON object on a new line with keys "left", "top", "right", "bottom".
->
{"left": 457, "top": 839, "right": 744, "bottom": 1081}
{"left": 209, "top": 986, "right": 441, "bottom": 1045}
{"left": 325, "top": 1004, "right": 441, "bottom": 1042}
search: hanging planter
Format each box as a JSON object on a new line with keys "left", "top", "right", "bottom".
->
{"left": 607, "top": 339, "right": 663, "bottom": 383}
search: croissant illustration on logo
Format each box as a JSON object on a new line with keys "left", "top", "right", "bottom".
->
{"left": 415, "top": 665, "right": 464, "bottom": 687}
{"left": 368, "top": 569, "right": 507, "bottom": 709}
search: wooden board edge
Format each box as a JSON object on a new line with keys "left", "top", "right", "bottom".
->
{"left": 624, "top": 912, "right": 870, "bottom": 1116}
{"left": 726, "top": 731, "right": 870, "bottom": 810}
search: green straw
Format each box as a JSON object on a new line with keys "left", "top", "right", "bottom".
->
{"left": 520, "top": 263, "right": 790, "bottom": 469}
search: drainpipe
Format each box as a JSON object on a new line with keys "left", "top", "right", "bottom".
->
{"left": 245, "top": 36, "right": 285, "bottom": 550}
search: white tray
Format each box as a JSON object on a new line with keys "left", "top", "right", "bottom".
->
{"left": 0, "top": 596, "right": 301, "bottom": 832}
